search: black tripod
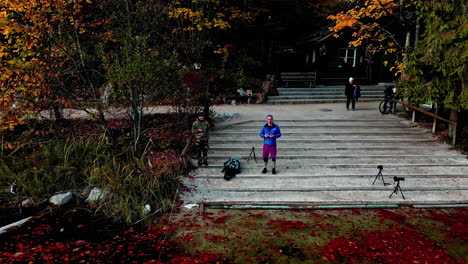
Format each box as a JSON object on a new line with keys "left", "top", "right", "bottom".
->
{"left": 247, "top": 147, "right": 257, "bottom": 163}
{"left": 389, "top": 178, "right": 406, "bottom": 199}
{"left": 373, "top": 165, "right": 390, "bottom": 186}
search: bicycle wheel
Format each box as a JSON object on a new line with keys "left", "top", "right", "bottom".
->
{"left": 379, "top": 100, "right": 388, "bottom": 114}
{"left": 400, "top": 98, "right": 412, "bottom": 113}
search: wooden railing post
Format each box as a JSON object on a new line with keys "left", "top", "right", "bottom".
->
{"left": 392, "top": 98, "right": 458, "bottom": 146}
{"left": 452, "top": 124, "right": 457, "bottom": 145}
{"left": 432, "top": 106, "right": 438, "bottom": 133}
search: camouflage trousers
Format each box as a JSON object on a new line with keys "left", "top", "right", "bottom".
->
{"left": 193, "top": 141, "right": 209, "bottom": 165}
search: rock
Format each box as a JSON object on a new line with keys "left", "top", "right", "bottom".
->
{"left": 49, "top": 192, "right": 73, "bottom": 206}
{"left": 143, "top": 204, "right": 151, "bottom": 215}
{"left": 86, "top": 187, "right": 107, "bottom": 202}
{"left": 183, "top": 204, "right": 199, "bottom": 210}
{"left": 0, "top": 217, "right": 32, "bottom": 236}
{"left": 21, "top": 198, "right": 33, "bottom": 207}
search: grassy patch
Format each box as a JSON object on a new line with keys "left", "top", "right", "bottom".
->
{"left": 168, "top": 208, "right": 468, "bottom": 263}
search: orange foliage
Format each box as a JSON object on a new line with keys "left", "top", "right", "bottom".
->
{"left": 0, "top": 0, "right": 107, "bottom": 131}
{"left": 328, "top": 0, "right": 405, "bottom": 70}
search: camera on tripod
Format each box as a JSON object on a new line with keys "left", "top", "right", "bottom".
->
{"left": 390, "top": 176, "right": 406, "bottom": 199}
{"left": 373, "top": 165, "right": 389, "bottom": 186}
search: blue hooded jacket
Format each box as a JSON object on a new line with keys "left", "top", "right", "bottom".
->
{"left": 260, "top": 123, "right": 281, "bottom": 145}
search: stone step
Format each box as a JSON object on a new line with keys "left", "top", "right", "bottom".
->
{"left": 277, "top": 86, "right": 384, "bottom": 91}
{"left": 217, "top": 125, "right": 414, "bottom": 130}
{"left": 192, "top": 173, "right": 468, "bottom": 179}
{"left": 193, "top": 163, "right": 468, "bottom": 169}
{"left": 209, "top": 149, "right": 460, "bottom": 156}
{"left": 270, "top": 95, "right": 383, "bottom": 100}
{"left": 277, "top": 89, "right": 383, "bottom": 93}
{"left": 215, "top": 127, "right": 420, "bottom": 132}
{"left": 209, "top": 145, "right": 449, "bottom": 151}
{"left": 213, "top": 133, "right": 426, "bottom": 138}
{"left": 212, "top": 131, "right": 424, "bottom": 136}
{"left": 187, "top": 177, "right": 468, "bottom": 189}
{"left": 214, "top": 130, "right": 422, "bottom": 135}
{"left": 213, "top": 130, "right": 424, "bottom": 135}
{"left": 267, "top": 99, "right": 381, "bottom": 104}
{"left": 208, "top": 143, "right": 448, "bottom": 150}
{"left": 209, "top": 138, "right": 437, "bottom": 144}
{"left": 276, "top": 91, "right": 384, "bottom": 95}
{"left": 197, "top": 157, "right": 468, "bottom": 165}
{"left": 277, "top": 92, "right": 383, "bottom": 96}
{"left": 210, "top": 134, "right": 432, "bottom": 140}
{"left": 217, "top": 119, "right": 407, "bottom": 125}
{"left": 191, "top": 166, "right": 468, "bottom": 177}
{"left": 180, "top": 189, "right": 468, "bottom": 203}
{"left": 227, "top": 119, "right": 403, "bottom": 123}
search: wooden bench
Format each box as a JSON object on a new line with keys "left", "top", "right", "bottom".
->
{"left": 320, "top": 77, "right": 369, "bottom": 85}
{"left": 280, "top": 72, "right": 316, "bottom": 87}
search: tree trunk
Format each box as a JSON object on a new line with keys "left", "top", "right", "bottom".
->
{"left": 53, "top": 104, "right": 63, "bottom": 121}
{"left": 415, "top": 19, "right": 420, "bottom": 47}
{"left": 448, "top": 109, "right": 458, "bottom": 144}
{"left": 401, "top": 31, "right": 411, "bottom": 78}
{"left": 99, "top": 110, "right": 115, "bottom": 146}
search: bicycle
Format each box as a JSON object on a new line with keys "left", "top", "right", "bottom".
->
{"left": 379, "top": 86, "right": 412, "bottom": 114}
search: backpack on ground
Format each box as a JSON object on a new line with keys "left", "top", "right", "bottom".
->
{"left": 221, "top": 157, "right": 241, "bottom": 181}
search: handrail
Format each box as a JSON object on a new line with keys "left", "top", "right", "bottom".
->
{"left": 391, "top": 98, "right": 458, "bottom": 145}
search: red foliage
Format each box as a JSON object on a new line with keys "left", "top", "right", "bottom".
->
{"left": 266, "top": 219, "right": 308, "bottom": 231}
{"left": 146, "top": 149, "right": 183, "bottom": 173}
{"left": 428, "top": 210, "right": 468, "bottom": 240}
{"left": 204, "top": 233, "right": 228, "bottom": 242}
{"left": 0, "top": 213, "right": 226, "bottom": 264}
{"left": 376, "top": 209, "right": 408, "bottom": 225}
{"left": 322, "top": 226, "right": 459, "bottom": 264}
{"left": 145, "top": 128, "right": 190, "bottom": 149}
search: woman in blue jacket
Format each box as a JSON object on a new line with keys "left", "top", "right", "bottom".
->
{"left": 259, "top": 115, "right": 281, "bottom": 174}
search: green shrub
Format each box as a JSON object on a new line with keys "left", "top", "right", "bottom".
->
{"left": 88, "top": 149, "right": 184, "bottom": 224}
{"left": 1, "top": 133, "right": 186, "bottom": 224}
{"left": 0, "top": 139, "right": 108, "bottom": 200}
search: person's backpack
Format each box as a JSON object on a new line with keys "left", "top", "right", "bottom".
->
{"left": 221, "top": 157, "right": 241, "bottom": 181}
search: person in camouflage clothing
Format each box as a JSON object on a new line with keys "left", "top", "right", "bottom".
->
{"left": 191, "top": 113, "right": 210, "bottom": 166}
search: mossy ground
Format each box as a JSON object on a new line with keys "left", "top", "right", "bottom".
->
{"left": 168, "top": 207, "right": 468, "bottom": 263}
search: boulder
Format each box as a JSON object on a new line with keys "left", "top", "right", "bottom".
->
{"left": 86, "top": 187, "right": 107, "bottom": 202}
{"left": 49, "top": 192, "right": 73, "bottom": 206}
{"left": 21, "top": 198, "right": 33, "bottom": 207}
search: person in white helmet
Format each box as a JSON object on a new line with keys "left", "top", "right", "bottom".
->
{"left": 345, "top": 77, "right": 361, "bottom": 110}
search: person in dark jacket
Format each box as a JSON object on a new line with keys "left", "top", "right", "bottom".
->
{"left": 345, "top": 77, "right": 361, "bottom": 110}
{"left": 259, "top": 115, "right": 281, "bottom": 174}
{"left": 191, "top": 113, "right": 210, "bottom": 166}
{"left": 383, "top": 84, "right": 396, "bottom": 113}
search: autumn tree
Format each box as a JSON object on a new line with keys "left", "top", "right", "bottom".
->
{"left": 167, "top": 0, "right": 258, "bottom": 116}
{"left": 0, "top": 0, "right": 113, "bottom": 132}
{"left": 328, "top": 0, "right": 416, "bottom": 74}
{"left": 400, "top": 0, "right": 467, "bottom": 140}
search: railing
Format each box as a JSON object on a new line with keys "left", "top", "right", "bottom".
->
{"left": 392, "top": 99, "right": 458, "bottom": 145}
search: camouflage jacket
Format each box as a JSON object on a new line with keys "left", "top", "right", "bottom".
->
{"left": 191, "top": 120, "right": 210, "bottom": 143}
